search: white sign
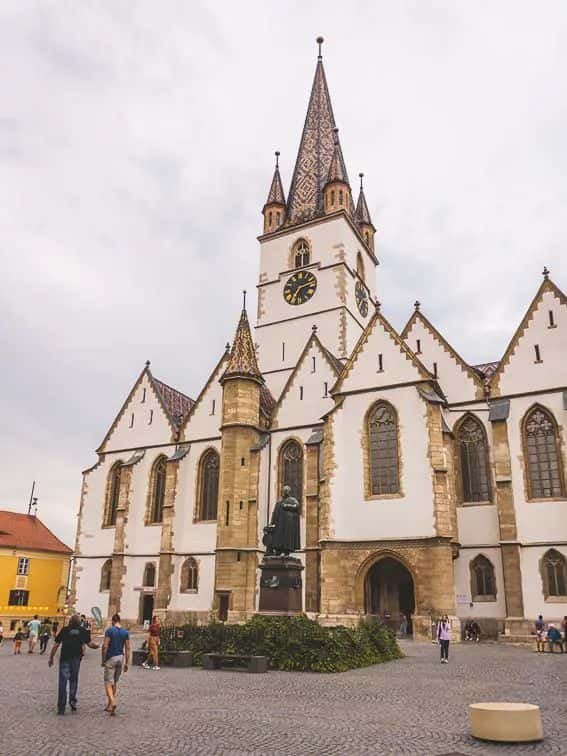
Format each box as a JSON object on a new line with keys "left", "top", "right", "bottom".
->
{"left": 456, "top": 593, "right": 470, "bottom": 605}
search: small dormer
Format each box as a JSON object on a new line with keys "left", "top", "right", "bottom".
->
{"left": 323, "top": 128, "right": 352, "bottom": 215}
{"left": 262, "top": 151, "right": 286, "bottom": 234}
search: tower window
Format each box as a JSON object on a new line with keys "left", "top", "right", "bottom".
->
{"left": 141, "top": 388, "right": 146, "bottom": 403}
{"left": 148, "top": 409, "right": 153, "bottom": 425}
{"left": 312, "top": 356, "right": 316, "bottom": 373}
{"left": 378, "top": 354, "right": 383, "bottom": 373}
{"left": 364, "top": 231, "right": 369, "bottom": 245}
{"left": 210, "top": 399, "right": 216, "bottom": 416}
{"left": 548, "top": 310, "right": 556, "bottom": 328}
{"left": 276, "top": 212, "right": 281, "bottom": 226}
{"left": 339, "top": 189, "right": 343, "bottom": 206}
{"left": 129, "top": 413, "right": 134, "bottom": 428}
{"left": 330, "top": 190, "right": 335, "bottom": 206}
{"left": 534, "top": 344, "right": 542, "bottom": 363}
{"left": 356, "top": 252, "right": 365, "bottom": 282}
{"left": 269, "top": 211, "right": 272, "bottom": 225}
{"left": 416, "top": 339, "right": 421, "bottom": 354}
{"left": 282, "top": 342, "right": 285, "bottom": 361}
{"left": 299, "top": 386, "right": 304, "bottom": 400}
{"left": 225, "top": 501, "right": 230, "bottom": 526}
{"left": 324, "top": 381, "right": 328, "bottom": 397}
{"left": 433, "top": 362, "right": 438, "bottom": 378}
{"left": 292, "top": 238, "right": 310, "bottom": 268}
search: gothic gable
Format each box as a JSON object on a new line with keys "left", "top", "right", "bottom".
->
{"left": 334, "top": 309, "right": 431, "bottom": 395}
{"left": 492, "top": 276, "right": 567, "bottom": 396}
{"left": 402, "top": 309, "right": 484, "bottom": 403}
{"left": 97, "top": 366, "right": 178, "bottom": 453}
{"left": 271, "top": 331, "right": 341, "bottom": 428}
{"left": 179, "top": 351, "right": 230, "bottom": 441}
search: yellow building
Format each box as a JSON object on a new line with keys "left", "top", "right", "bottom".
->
{"left": 0, "top": 510, "right": 72, "bottom": 632}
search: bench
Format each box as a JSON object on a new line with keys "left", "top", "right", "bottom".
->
{"left": 470, "top": 702, "right": 543, "bottom": 742}
{"left": 202, "top": 653, "right": 268, "bottom": 673}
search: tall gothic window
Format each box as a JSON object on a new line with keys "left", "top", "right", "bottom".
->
{"left": 470, "top": 555, "right": 496, "bottom": 599}
{"left": 279, "top": 440, "right": 303, "bottom": 503}
{"left": 104, "top": 462, "right": 122, "bottom": 526}
{"left": 368, "top": 402, "right": 400, "bottom": 495}
{"left": 542, "top": 549, "right": 567, "bottom": 597}
{"left": 180, "top": 557, "right": 199, "bottom": 592}
{"left": 143, "top": 562, "right": 156, "bottom": 587}
{"left": 149, "top": 456, "right": 167, "bottom": 523}
{"left": 100, "top": 559, "right": 112, "bottom": 592}
{"left": 457, "top": 415, "right": 491, "bottom": 503}
{"left": 293, "top": 238, "right": 310, "bottom": 268}
{"left": 198, "top": 449, "right": 220, "bottom": 521}
{"left": 523, "top": 406, "right": 565, "bottom": 499}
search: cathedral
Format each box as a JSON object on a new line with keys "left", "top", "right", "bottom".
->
{"left": 72, "top": 40, "right": 567, "bottom": 641}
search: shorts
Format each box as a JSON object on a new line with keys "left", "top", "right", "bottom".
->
{"left": 103, "top": 655, "right": 124, "bottom": 684}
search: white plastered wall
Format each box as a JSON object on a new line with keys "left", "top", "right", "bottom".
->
{"left": 498, "top": 287, "right": 567, "bottom": 396}
{"left": 74, "top": 558, "right": 111, "bottom": 617}
{"left": 181, "top": 356, "right": 227, "bottom": 442}
{"left": 453, "top": 548, "right": 506, "bottom": 619}
{"left": 329, "top": 387, "right": 435, "bottom": 540}
{"left": 520, "top": 545, "right": 567, "bottom": 619}
{"left": 403, "top": 318, "right": 479, "bottom": 404}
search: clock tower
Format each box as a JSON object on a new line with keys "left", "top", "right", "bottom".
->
{"left": 255, "top": 39, "right": 378, "bottom": 397}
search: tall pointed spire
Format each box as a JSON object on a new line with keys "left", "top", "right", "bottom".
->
{"left": 286, "top": 37, "right": 344, "bottom": 225}
{"left": 222, "top": 294, "right": 264, "bottom": 384}
{"left": 265, "top": 151, "right": 286, "bottom": 206}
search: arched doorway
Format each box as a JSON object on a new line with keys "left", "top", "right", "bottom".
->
{"left": 365, "top": 557, "right": 415, "bottom": 635}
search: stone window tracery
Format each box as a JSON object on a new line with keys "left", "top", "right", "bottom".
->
{"left": 279, "top": 440, "right": 303, "bottom": 504}
{"left": 542, "top": 549, "right": 567, "bottom": 597}
{"left": 523, "top": 406, "right": 565, "bottom": 499}
{"left": 293, "top": 238, "right": 311, "bottom": 269}
{"left": 180, "top": 557, "right": 199, "bottom": 592}
{"left": 149, "top": 456, "right": 167, "bottom": 523}
{"left": 457, "top": 415, "right": 491, "bottom": 503}
{"left": 198, "top": 449, "right": 220, "bottom": 521}
{"left": 143, "top": 562, "right": 156, "bottom": 587}
{"left": 470, "top": 554, "right": 496, "bottom": 600}
{"left": 104, "top": 462, "right": 122, "bottom": 527}
{"left": 368, "top": 402, "right": 399, "bottom": 495}
{"left": 100, "top": 559, "right": 112, "bottom": 592}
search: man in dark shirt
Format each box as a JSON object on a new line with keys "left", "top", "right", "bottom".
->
{"left": 48, "top": 614, "right": 98, "bottom": 714}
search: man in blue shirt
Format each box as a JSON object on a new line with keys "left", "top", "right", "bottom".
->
{"left": 101, "top": 613, "right": 130, "bottom": 715}
{"left": 547, "top": 624, "right": 565, "bottom": 653}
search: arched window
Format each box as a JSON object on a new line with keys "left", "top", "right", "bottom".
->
{"left": 104, "top": 462, "right": 122, "bottom": 526}
{"left": 368, "top": 402, "right": 400, "bottom": 496}
{"left": 470, "top": 555, "right": 496, "bottom": 600}
{"left": 198, "top": 449, "right": 220, "bottom": 521}
{"left": 542, "top": 549, "right": 567, "bottom": 597}
{"left": 100, "top": 559, "right": 112, "bottom": 592}
{"left": 149, "top": 456, "right": 167, "bottom": 523}
{"left": 356, "top": 252, "right": 365, "bottom": 282}
{"left": 364, "top": 231, "right": 370, "bottom": 245}
{"left": 180, "top": 557, "right": 199, "bottom": 592}
{"left": 457, "top": 415, "right": 491, "bottom": 503}
{"left": 523, "top": 406, "right": 565, "bottom": 499}
{"left": 279, "top": 439, "right": 303, "bottom": 503}
{"left": 293, "top": 238, "right": 310, "bottom": 268}
{"left": 143, "top": 562, "right": 156, "bottom": 587}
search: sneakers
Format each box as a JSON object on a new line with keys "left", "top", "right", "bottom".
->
{"left": 152, "top": 666, "right": 160, "bottom": 670}
{"left": 142, "top": 662, "right": 150, "bottom": 669}
{"left": 70, "top": 704, "right": 77, "bottom": 713}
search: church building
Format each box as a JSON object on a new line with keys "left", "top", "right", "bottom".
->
{"left": 72, "top": 40, "right": 567, "bottom": 640}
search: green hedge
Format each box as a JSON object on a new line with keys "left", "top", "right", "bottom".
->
{"left": 160, "top": 615, "right": 402, "bottom": 673}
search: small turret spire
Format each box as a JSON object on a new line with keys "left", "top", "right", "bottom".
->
{"left": 355, "top": 172, "right": 375, "bottom": 251}
{"left": 222, "top": 304, "right": 264, "bottom": 384}
{"left": 262, "top": 151, "right": 286, "bottom": 233}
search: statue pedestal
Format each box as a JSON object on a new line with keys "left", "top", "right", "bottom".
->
{"left": 258, "top": 556, "right": 304, "bottom": 615}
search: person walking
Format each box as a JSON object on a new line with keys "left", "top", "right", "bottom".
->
{"left": 142, "top": 615, "right": 161, "bottom": 670}
{"left": 101, "top": 614, "right": 130, "bottom": 715}
{"left": 39, "top": 619, "right": 51, "bottom": 654}
{"left": 48, "top": 614, "right": 98, "bottom": 715}
{"left": 27, "top": 614, "right": 41, "bottom": 653}
{"left": 398, "top": 613, "right": 408, "bottom": 638}
{"left": 437, "top": 615, "right": 451, "bottom": 664}
{"left": 0, "top": 621, "right": 4, "bottom": 646}
{"left": 535, "top": 614, "right": 546, "bottom": 653}
{"left": 13, "top": 627, "right": 24, "bottom": 654}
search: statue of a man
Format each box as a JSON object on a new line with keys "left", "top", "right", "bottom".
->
{"left": 263, "top": 485, "right": 300, "bottom": 557}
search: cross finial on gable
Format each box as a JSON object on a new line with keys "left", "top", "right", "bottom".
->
{"left": 542, "top": 266, "right": 550, "bottom": 280}
{"left": 375, "top": 300, "right": 381, "bottom": 312}
{"left": 145, "top": 360, "right": 151, "bottom": 368}
{"left": 414, "top": 300, "right": 421, "bottom": 311}
{"left": 312, "top": 324, "right": 318, "bottom": 333}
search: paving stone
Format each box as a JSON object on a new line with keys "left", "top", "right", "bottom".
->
{"left": 0, "top": 638, "right": 564, "bottom": 755}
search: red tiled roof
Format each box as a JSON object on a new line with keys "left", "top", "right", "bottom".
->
{"left": 0, "top": 511, "right": 72, "bottom": 554}
{"left": 260, "top": 384, "right": 276, "bottom": 418}
{"left": 153, "top": 378, "right": 195, "bottom": 425}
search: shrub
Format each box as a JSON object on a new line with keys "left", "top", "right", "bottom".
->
{"left": 165, "top": 614, "right": 402, "bottom": 672}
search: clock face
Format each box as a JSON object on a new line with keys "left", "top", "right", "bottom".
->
{"left": 355, "top": 280, "right": 369, "bottom": 317}
{"left": 283, "top": 270, "right": 317, "bottom": 306}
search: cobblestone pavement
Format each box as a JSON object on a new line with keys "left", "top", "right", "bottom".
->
{"left": 1, "top": 637, "right": 565, "bottom": 755}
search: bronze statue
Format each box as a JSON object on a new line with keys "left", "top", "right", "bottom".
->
{"left": 263, "top": 485, "right": 300, "bottom": 557}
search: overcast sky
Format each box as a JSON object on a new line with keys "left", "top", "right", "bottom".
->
{"left": 1, "top": 1, "right": 566, "bottom": 546}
